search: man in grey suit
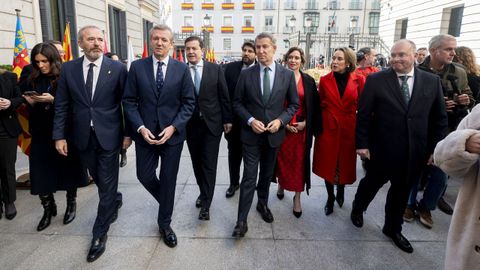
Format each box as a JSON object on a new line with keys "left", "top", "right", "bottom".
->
{"left": 232, "top": 33, "right": 299, "bottom": 237}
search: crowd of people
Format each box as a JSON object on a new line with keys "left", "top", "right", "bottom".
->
{"left": 0, "top": 24, "right": 479, "bottom": 269}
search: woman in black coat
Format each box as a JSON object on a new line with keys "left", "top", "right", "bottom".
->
{"left": 0, "top": 69, "right": 24, "bottom": 220}
{"left": 22, "top": 43, "right": 87, "bottom": 231}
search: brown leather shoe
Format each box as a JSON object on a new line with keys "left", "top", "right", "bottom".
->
{"left": 418, "top": 208, "right": 433, "bottom": 229}
{"left": 403, "top": 206, "right": 415, "bottom": 222}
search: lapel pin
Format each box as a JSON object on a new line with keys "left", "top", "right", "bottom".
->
{"left": 108, "top": 70, "right": 111, "bottom": 74}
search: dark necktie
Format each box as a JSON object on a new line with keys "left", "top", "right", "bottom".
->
{"left": 156, "top": 62, "right": 164, "bottom": 94}
{"left": 263, "top": 67, "right": 271, "bottom": 104}
{"left": 85, "top": 63, "right": 94, "bottom": 101}
{"left": 399, "top": 75, "right": 411, "bottom": 104}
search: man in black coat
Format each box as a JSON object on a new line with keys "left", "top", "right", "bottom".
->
{"left": 222, "top": 40, "right": 256, "bottom": 198}
{"left": 184, "top": 36, "right": 232, "bottom": 220}
{"left": 350, "top": 39, "right": 448, "bottom": 253}
{"left": 232, "top": 33, "right": 299, "bottom": 237}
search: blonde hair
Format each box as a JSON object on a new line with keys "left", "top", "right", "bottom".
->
{"left": 455, "top": 46, "right": 480, "bottom": 76}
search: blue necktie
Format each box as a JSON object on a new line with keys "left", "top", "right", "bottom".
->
{"left": 263, "top": 67, "right": 271, "bottom": 104}
{"left": 399, "top": 75, "right": 410, "bottom": 104}
{"left": 191, "top": 65, "right": 201, "bottom": 95}
{"left": 156, "top": 62, "right": 164, "bottom": 95}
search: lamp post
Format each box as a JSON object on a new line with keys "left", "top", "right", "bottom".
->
{"left": 349, "top": 17, "right": 358, "bottom": 50}
{"left": 304, "top": 17, "right": 317, "bottom": 69}
{"left": 288, "top": 15, "right": 297, "bottom": 46}
{"left": 203, "top": 14, "right": 211, "bottom": 52}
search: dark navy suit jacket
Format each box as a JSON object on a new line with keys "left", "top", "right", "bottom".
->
{"left": 122, "top": 56, "right": 195, "bottom": 145}
{"left": 53, "top": 56, "right": 128, "bottom": 151}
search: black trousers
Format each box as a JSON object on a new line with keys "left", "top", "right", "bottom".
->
{"left": 186, "top": 117, "right": 221, "bottom": 209}
{"left": 225, "top": 122, "right": 242, "bottom": 187}
{"left": 135, "top": 141, "right": 183, "bottom": 229}
{"left": 0, "top": 137, "right": 17, "bottom": 204}
{"left": 353, "top": 160, "right": 413, "bottom": 234}
{"left": 78, "top": 129, "right": 120, "bottom": 239}
{"left": 237, "top": 135, "right": 278, "bottom": 222}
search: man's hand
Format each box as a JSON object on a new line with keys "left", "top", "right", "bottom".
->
{"left": 466, "top": 132, "right": 480, "bottom": 154}
{"left": 224, "top": 123, "right": 232, "bottom": 134}
{"left": 456, "top": 94, "right": 470, "bottom": 106}
{"left": 55, "top": 139, "right": 68, "bottom": 156}
{"left": 266, "top": 119, "right": 282, "bottom": 133}
{"left": 251, "top": 119, "right": 266, "bottom": 134}
{"left": 158, "top": 125, "right": 176, "bottom": 145}
{"left": 356, "top": 148, "right": 370, "bottom": 160}
{"left": 122, "top": 137, "right": 132, "bottom": 149}
{"left": 444, "top": 97, "right": 456, "bottom": 112}
{"left": 139, "top": 127, "right": 161, "bottom": 145}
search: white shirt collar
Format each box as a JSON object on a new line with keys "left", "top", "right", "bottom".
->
{"left": 83, "top": 55, "right": 103, "bottom": 68}
{"left": 259, "top": 61, "right": 275, "bottom": 72}
{"left": 153, "top": 55, "right": 169, "bottom": 66}
{"left": 188, "top": 59, "right": 204, "bottom": 68}
{"left": 396, "top": 67, "right": 415, "bottom": 78}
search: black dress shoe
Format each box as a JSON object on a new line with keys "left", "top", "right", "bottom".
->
{"left": 256, "top": 203, "right": 274, "bottom": 223}
{"left": 160, "top": 226, "right": 177, "bottom": 248}
{"left": 87, "top": 235, "right": 108, "bottom": 262}
{"left": 437, "top": 197, "right": 453, "bottom": 215}
{"left": 198, "top": 208, "right": 210, "bottom": 220}
{"left": 382, "top": 229, "right": 414, "bottom": 253}
{"left": 225, "top": 185, "right": 239, "bottom": 198}
{"left": 350, "top": 201, "right": 363, "bottom": 228}
{"left": 63, "top": 200, "right": 76, "bottom": 225}
{"left": 232, "top": 221, "right": 248, "bottom": 238}
{"left": 111, "top": 200, "right": 123, "bottom": 224}
{"left": 195, "top": 196, "right": 202, "bottom": 208}
{"left": 5, "top": 203, "right": 17, "bottom": 220}
{"left": 324, "top": 198, "right": 334, "bottom": 216}
{"left": 276, "top": 191, "right": 284, "bottom": 200}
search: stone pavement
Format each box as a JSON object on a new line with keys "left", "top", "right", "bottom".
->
{"left": 0, "top": 138, "right": 457, "bottom": 270}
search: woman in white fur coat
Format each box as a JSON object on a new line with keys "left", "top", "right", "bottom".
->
{"left": 434, "top": 104, "right": 480, "bottom": 270}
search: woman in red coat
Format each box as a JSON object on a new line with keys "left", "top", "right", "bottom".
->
{"left": 275, "top": 47, "right": 319, "bottom": 218}
{"left": 313, "top": 47, "right": 365, "bottom": 216}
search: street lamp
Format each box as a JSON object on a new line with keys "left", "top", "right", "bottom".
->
{"left": 203, "top": 14, "right": 211, "bottom": 52}
{"left": 304, "top": 17, "right": 317, "bottom": 69}
{"left": 349, "top": 17, "right": 358, "bottom": 50}
{"left": 288, "top": 15, "right": 299, "bottom": 47}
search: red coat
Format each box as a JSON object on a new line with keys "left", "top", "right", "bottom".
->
{"left": 312, "top": 71, "right": 365, "bottom": 185}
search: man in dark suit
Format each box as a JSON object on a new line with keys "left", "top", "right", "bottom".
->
{"left": 53, "top": 26, "right": 130, "bottom": 262}
{"left": 184, "top": 36, "right": 232, "bottom": 220}
{"left": 122, "top": 25, "right": 195, "bottom": 248}
{"left": 350, "top": 39, "right": 448, "bottom": 253}
{"left": 232, "top": 33, "right": 299, "bottom": 237}
{"left": 0, "top": 70, "right": 24, "bottom": 220}
{"left": 223, "top": 40, "right": 256, "bottom": 198}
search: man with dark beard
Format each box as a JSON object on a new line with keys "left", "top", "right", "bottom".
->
{"left": 223, "top": 41, "right": 257, "bottom": 198}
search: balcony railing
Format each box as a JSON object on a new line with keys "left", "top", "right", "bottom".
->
{"left": 328, "top": 1, "right": 340, "bottom": 10}
{"left": 181, "top": 26, "right": 194, "bottom": 33}
{"left": 369, "top": 27, "right": 379, "bottom": 35}
{"left": 284, "top": 2, "right": 296, "bottom": 9}
{"left": 305, "top": 2, "right": 319, "bottom": 10}
{"left": 201, "top": 3, "right": 214, "bottom": 10}
{"left": 371, "top": 1, "right": 381, "bottom": 10}
{"left": 221, "top": 26, "right": 234, "bottom": 33}
{"left": 221, "top": 3, "right": 234, "bottom": 9}
{"left": 242, "top": 26, "right": 255, "bottom": 33}
{"left": 242, "top": 2, "right": 255, "bottom": 9}
{"left": 347, "top": 27, "right": 361, "bottom": 34}
{"left": 349, "top": 1, "right": 362, "bottom": 10}
{"left": 201, "top": 26, "right": 214, "bottom": 33}
{"left": 263, "top": 26, "right": 275, "bottom": 32}
{"left": 181, "top": 3, "right": 193, "bottom": 10}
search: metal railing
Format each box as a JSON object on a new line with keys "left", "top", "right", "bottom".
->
{"left": 348, "top": 1, "right": 362, "bottom": 10}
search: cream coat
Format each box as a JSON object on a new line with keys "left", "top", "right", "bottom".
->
{"left": 434, "top": 105, "right": 480, "bottom": 270}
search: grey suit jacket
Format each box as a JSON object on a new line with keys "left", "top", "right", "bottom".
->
{"left": 233, "top": 63, "right": 299, "bottom": 148}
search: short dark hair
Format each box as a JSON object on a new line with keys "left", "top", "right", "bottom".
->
{"left": 185, "top": 35, "right": 204, "bottom": 49}
{"left": 283, "top": 47, "right": 306, "bottom": 66}
{"left": 242, "top": 40, "right": 255, "bottom": 53}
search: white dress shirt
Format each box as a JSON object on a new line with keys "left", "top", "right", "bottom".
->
{"left": 396, "top": 68, "right": 415, "bottom": 97}
{"left": 82, "top": 55, "right": 103, "bottom": 99}
{"left": 258, "top": 62, "right": 276, "bottom": 95}
{"left": 153, "top": 55, "right": 169, "bottom": 80}
{"left": 188, "top": 60, "right": 204, "bottom": 85}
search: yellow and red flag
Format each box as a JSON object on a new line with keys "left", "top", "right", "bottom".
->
{"left": 62, "top": 22, "right": 73, "bottom": 62}
{"left": 12, "top": 10, "right": 31, "bottom": 155}
{"left": 142, "top": 41, "right": 148, "bottom": 59}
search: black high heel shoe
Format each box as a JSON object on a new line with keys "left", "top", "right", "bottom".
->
{"left": 292, "top": 196, "right": 302, "bottom": 218}
{"left": 336, "top": 186, "right": 344, "bottom": 208}
{"left": 277, "top": 190, "right": 284, "bottom": 200}
{"left": 324, "top": 197, "right": 335, "bottom": 216}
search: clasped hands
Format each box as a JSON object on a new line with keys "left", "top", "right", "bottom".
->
{"left": 251, "top": 119, "right": 282, "bottom": 134}
{"left": 23, "top": 93, "right": 54, "bottom": 105}
{"left": 0, "top": 97, "right": 11, "bottom": 110}
{"left": 140, "top": 125, "right": 176, "bottom": 145}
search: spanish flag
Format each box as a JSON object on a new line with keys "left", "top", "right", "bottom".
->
{"left": 62, "top": 22, "right": 73, "bottom": 61}
{"left": 12, "top": 10, "right": 31, "bottom": 155}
